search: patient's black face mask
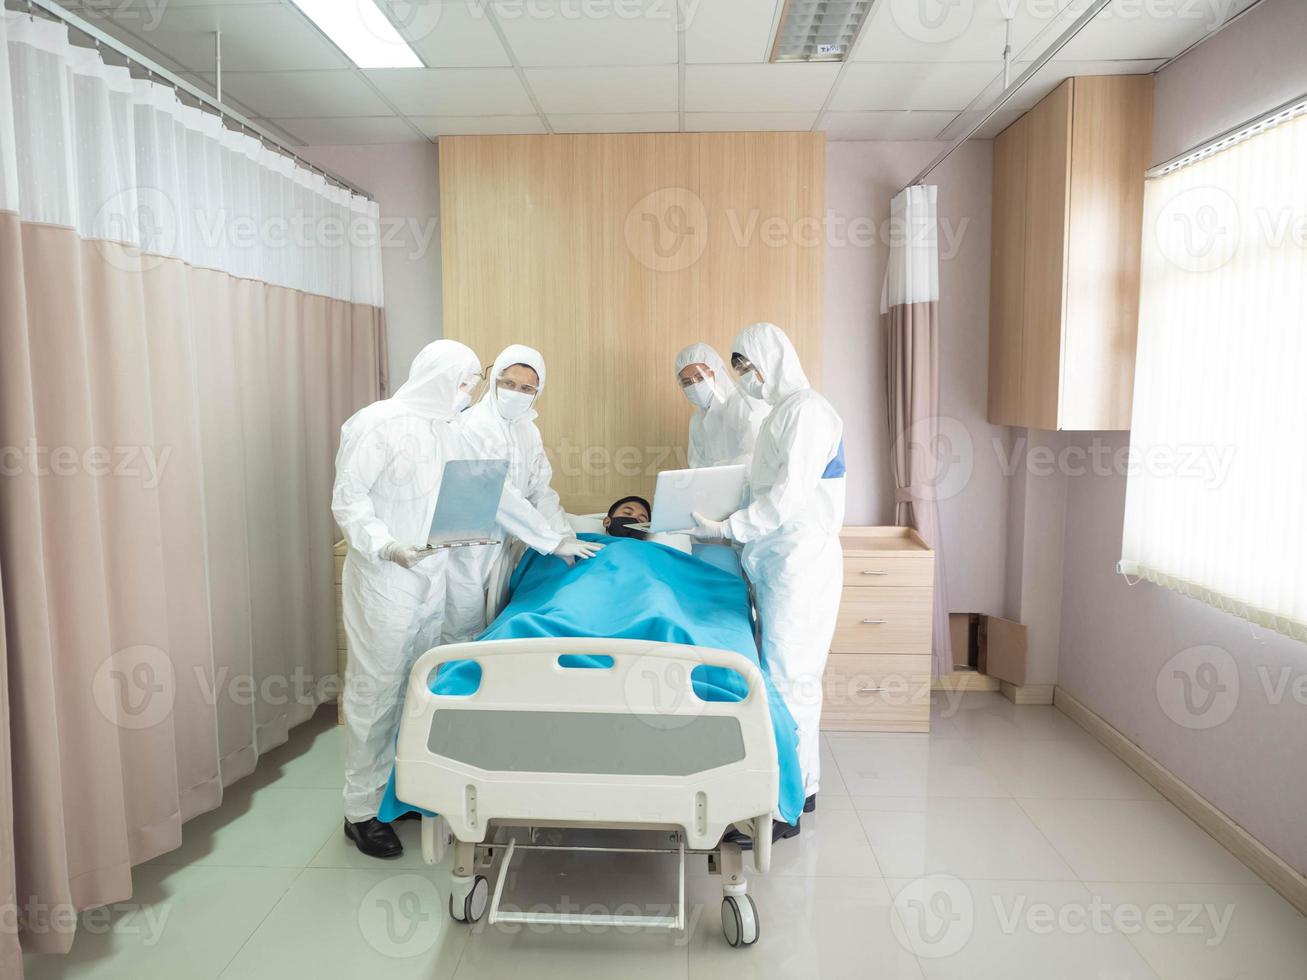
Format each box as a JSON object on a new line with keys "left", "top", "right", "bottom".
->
{"left": 606, "top": 517, "right": 648, "bottom": 540}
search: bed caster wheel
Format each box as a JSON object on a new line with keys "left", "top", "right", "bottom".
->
{"left": 449, "top": 874, "right": 489, "bottom": 924}
{"left": 721, "top": 894, "right": 759, "bottom": 947}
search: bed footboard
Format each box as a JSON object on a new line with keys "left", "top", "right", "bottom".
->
{"left": 395, "top": 637, "right": 778, "bottom": 851}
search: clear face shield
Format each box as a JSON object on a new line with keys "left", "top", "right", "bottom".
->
{"left": 731, "top": 353, "right": 766, "bottom": 400}
{"left": 678, "top": 362, "right": 717, "bottom": 409}
{"left": 453, "top": 370, "right": 483, "bottom": 412}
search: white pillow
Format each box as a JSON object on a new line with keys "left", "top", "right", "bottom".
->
{"left": 565, "top": 512, "right": 691, "bottom": 553}
{"left": 567, "top": 512, "right": 606, "bottom": 535}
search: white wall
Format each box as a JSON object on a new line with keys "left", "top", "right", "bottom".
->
{"left": 300, "top": 143, "right": 443, "bottom": 387}
{"left": 1054, "top": 0, "right": 1307, "bottom": 875}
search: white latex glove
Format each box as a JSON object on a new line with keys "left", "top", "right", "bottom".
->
{"left": 380, "top": 542, "right": 429, "bottom": 569}
{"left": 553, "top": 538, "right": 605, "bottom": 562}
{"left": 690, "top": 512, "right": 731, "bottom": 542}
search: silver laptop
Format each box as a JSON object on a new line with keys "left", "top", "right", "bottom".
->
{"left": 425, "top": 459, "right": 509, "bottom": 549}
{"left": 645, "top": 463, "right": 747, "bottom": 534}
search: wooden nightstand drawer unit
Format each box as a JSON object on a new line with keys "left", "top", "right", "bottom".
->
{"left": 843, "top": 555, "right": 933, "bottom": 588}
{"left": 823, "top": 526, "right": 935, "bottom": 732}
{"left": 821, "top": 653, "right": 931, "bottom": 733}
{"left": 832, "top": 587, "right": 932, "bottom": 654}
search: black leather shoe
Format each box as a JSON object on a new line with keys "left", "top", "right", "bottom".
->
{"left": 344, "top": 818, "right": 403, "bottom": 858}
{"left": 804, "top": 794, "right": 817, "bottom": 813}
{"left": 721, "top": 818, "right": 800, "bottom": 851}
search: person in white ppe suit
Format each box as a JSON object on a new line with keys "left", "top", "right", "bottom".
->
{"left": 444, "top": 344, "right": 573, "bottom": 644}
{"left": 675, "top": 342, "right": 767, "bottom": 469}
{"left": 691, "top": 323, "right": 845, "bottom": 845}
{"left": 332, "top": 340, "right": 599, "bottom": 858}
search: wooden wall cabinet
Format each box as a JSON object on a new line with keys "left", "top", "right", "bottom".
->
{"left": 987, "top": 75, "right": 1154, "bottom": 430}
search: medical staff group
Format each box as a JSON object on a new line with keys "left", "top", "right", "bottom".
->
{"left": 331, "top": 323, "right": 845, "bottom": 858}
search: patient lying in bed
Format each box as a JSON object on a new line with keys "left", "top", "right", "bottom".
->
{"left": 378, "top": 532, "right": 805, "bottom": 824}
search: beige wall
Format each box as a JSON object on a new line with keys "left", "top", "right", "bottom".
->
{"left": 1151, "top": 0, "right": 1307, "bottom": 165}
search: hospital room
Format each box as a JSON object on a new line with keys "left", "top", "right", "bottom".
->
{"left": 3, "top": 0, "right": 1306, "bottom": 976}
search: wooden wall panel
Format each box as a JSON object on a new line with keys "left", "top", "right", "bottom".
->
{"left": 438, "top": 133, "right": 825, "bottom": 514}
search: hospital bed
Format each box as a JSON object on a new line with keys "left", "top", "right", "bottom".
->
{"left": 391, "top": 520, "right": 787, "bottom": 948}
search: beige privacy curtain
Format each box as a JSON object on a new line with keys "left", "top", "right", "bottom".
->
{"left": 0, "top": 11, "right": 385, "bottom": 959}
{"left": 881, "top": 185, "right": 953, "bottom": 676}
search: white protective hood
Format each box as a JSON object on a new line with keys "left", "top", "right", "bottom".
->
{"left": 390, "top": 339, "right": 482, "bottom": 419}
{"left": 731, "top": 322, "right": 810, "bottom": 406}
{"left": 485, "top": 343, "right": 547, "bottom": 422}
{"left": 674, "top": 342, "right": 737, "bottom": 406}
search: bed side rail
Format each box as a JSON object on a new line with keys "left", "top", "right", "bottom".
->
{"left": 395, "top": 637, "right": 779, "bottom": 850}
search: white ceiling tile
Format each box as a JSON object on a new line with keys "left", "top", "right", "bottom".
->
{"left": 218, "top": 70, "right": 393, "bottom": 117}
{"left": 378, "top": 0, "right": 512, "bottom": 68}
{"left": 853, "top": 0, "right": 1079, "bottom": 63}
{"left": 365, "top": 68, "right": 535, "bottom": 115}
{"left": 685, "top": 63, "right": 841, "bottom": 113}
{"left": 191, "top": 5, "right": 351, "bottom": 71}
{"left": 832, "top": 62, "right": 1002, "bottom": 112}
{"left": 266, "top": 115, "right": 423, "bottom": 145}
{"left": 525, "top": 66, "right": 678, "bottom": 114}
{"left": 549, "top": 112, "right": 679, "bottom": 133}
{"left": 412, "top": 115, "right": 548, "bottom": 137}
{"left": 683, "top": 0, "right": 781, "bottom": 64}
{"left": 822, "top": 110, "right": 960, "bottom": 140}
{"left": 1056, "top": 0, "right": 1258, "bottom": 61}
{"left": 685, "top": 112, "right": 817, "bottom": 132}
{"left": 85, "top": 3, "right": 351, "bottom": 72}
{"left": 489, "top": 0, "right": 677, "bottom": 67}
{"left": 1003, "top": 59, "right": 1165, "bottom": 111}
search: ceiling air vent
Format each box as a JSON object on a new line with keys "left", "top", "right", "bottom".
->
{"left": 770, "top": 0, "right": 874, "bottom": 63}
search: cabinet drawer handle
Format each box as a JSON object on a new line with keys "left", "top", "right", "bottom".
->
{"left": 861, "top": 618, "right": 887, "bottom": 625}
{"left": 860, "top": 570, "right": 889, "bottom": 576}
{"left": 856, "top": 686, "right": 886, "bottom": 694}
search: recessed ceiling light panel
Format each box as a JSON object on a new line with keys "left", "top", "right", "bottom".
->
{"left": 289, "top": 0, "right": 424, "bottom": 69}
{"left": 771, "top": 0, "right": 874, "bottom": 63}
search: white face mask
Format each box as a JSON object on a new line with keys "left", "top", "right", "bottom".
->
{"left": 737, "top": 370, "right": 766, "bottom": 400}
{"left": 496, "top": 388, "right": 535, "bottom": 420}
{"left": 452, "top": 390, "right": 472, "bottom": 413}
{"left": 683, "top": 380, "right": 715, "bottom": 410}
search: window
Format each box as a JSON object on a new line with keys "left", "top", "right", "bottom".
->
{"left": 1121, "top": 102, "right": 1307, "bottom": 642}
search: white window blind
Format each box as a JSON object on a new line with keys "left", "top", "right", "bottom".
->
{"left": 1121, "top": 104, "right": 1307, "bottom": 642}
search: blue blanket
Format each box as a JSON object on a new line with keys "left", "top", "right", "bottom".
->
{"left": 378, "top": 534, "right": 803, "bottom": 824}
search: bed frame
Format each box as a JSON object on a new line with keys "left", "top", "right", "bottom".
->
{"left": 394, "top": 636, "right": 779, "bottom": 946}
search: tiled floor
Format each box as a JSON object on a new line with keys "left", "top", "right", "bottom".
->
{"left": 23, "top": 693, "right": 1307, "bottom": 979}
